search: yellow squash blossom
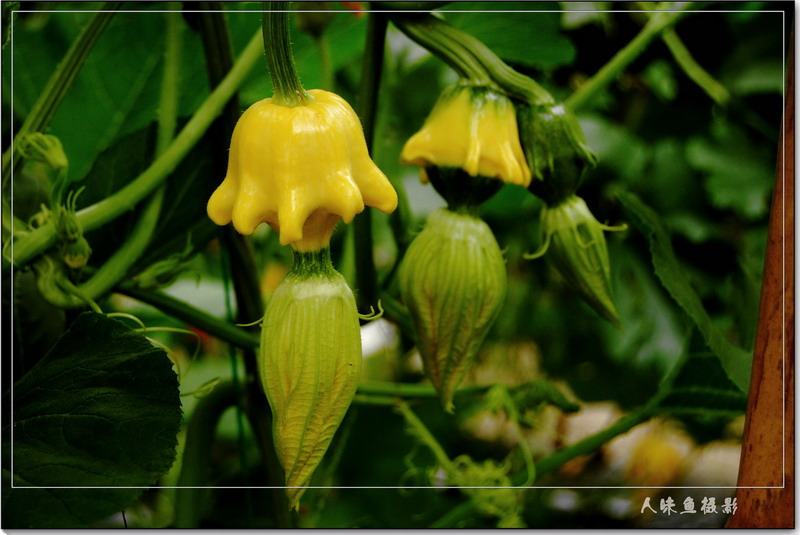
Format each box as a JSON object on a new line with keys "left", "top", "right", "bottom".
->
{"left": 401, "top": 84, "right": 531, "bottom": 187}
{"left": 207, "top": 89, "right": 397, "bottom": 251}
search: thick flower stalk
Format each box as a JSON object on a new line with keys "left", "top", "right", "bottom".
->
{"left": 528, "top": 195, "right": 624, "bottom": 325}
{"left": 207, "top": 89, "right": 397, "bottom": 251}
{"left": 401, "top": 84, "right": 531, "bottom": 192}
{"left": 259, "top": 249, "right": 361, "bottom": 509}
{"left": 399, "top": 208, "right": 507, "bottom": 411}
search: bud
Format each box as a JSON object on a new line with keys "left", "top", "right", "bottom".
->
{"left": 207, "top": 89, "right": 397, "bottom": 252}
{"left": 54, "top": 208, "right": 82, "bottom": 243}
{"left": 259, "top": 249, "right": 361, "bottom": 509}
{"left": 517, "top": 103, "right": 597, "bottom": 206}
{"left": 61, "top": 236, "right": 92, "bottom": 269}
{"left": 531, "top": 195, "right": 622, "bottom": 325}
{"left": 18, "top": 133, "right": 68, "bottom": 173}
{"left": 399, "top": 208, "right": 506, "bottom": 411}
{"left": 133, "top": 239, "right": 194, "bottom": 289}
{"left": 132, "top": 255, "right": 191, "bottom": 289}
{"left": 401, "top": 84, "right": 531, "bottom": 189}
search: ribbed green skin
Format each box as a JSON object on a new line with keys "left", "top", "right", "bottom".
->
{"left": 259, "top": 258, "right": 361, "bottom": 510}
{"left": 541, "top": 196, "right": 620, "bottom": 325}
{"left": 399, "top": 208, "right": 507, "bottom": 411}
{"left": 517, "top": 102, "right": 597, "bottom": 206}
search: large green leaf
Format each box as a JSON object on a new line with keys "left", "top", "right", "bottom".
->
{"left": 6, "top": 11, "right": 213, "bottom": 183}
{"left": 617, "top": 192, "right": 752, "bottom": 392}
{"left": 8, "top": 13, "right": 163, "bottom": 182}
{"left": 3, "top": 312, "right": 181, "bottom": 528}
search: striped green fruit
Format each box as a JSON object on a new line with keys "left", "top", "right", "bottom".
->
{"left": 399, "top": 208, "right": 507, "bottom": 412}
{"left": 259, "top": 250, "right": 361, "bottom": 510}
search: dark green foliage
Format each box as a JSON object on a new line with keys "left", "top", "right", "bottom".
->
{"left": 3, "top": 313, "right": 181, "bottom": 528}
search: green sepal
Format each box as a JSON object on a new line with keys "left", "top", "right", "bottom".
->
{"left": 426, "top": 165, "right": 503, "bottom": 212}
{"left": 290, "top": 247, "right": 337, "bottom": 278}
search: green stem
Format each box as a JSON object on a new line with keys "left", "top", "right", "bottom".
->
{"left": 391, "top": 13, "right": 553, "bottom": 104}
{"left": 2, "top": 3, "right": 122, "bottom": 189}
{"left": 358, "top": 380, "right": 486, "bottom": 399}
{"left": 662, "top": 27, "right": 730, "bottom": 105}
{"left": 353, "top": 12, "right": 388, "bottom": 313}
{"left": 174, "top": 381, "right": 238, "bottom": 528}
{"left": 499, "top": 389, "right": 536, "bottom": 486}
{"left": 77, "top": 189, "right": 164, "bottom": 299}
{"left": 352, "top": 393, "right": 399, "bottom": 406}
{"left": 196, "top": 2, "right": 240, "bottom": 144}
{"left": 385, "top": 173, "right": 414, "bottom": 277}
{"left": 43, "top": 8, "right": 183, "bottom": 309}
{"left": 533, "top": 401, "right": 658, "bottom": 478}
{"left": 390, "top": 15, "right": 489, "bottom": 84}
{"left": 263, "top": 2, "right": 309, "bottom": 106}
{"left": 12, "top": 28, "right": 264, "bottom": 267}
{"left": 565, "top": 3, "right": 693, "bottom": 111}
{"left": 395, "top": 401, "right": 454, "bottom": 471}
{"left": 156, "top": 8, "right": 183, "bottom": 154}
{"left": 116, "top": 282, "right": 261, "bottom": 350}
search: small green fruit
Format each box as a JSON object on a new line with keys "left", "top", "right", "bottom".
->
{"left": 259, "top": 250, "right": 361, "bottom": 509}
{"left": 399, "top": 208, "right": 507, "bottom": 411}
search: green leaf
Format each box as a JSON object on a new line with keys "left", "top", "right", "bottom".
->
{"left": 602, "top": 244, "right": 684, "bottom": 372}
{"left": 445, "top": 3, "right": 576, "bottom": 69}
{"left": 3, "top": 312, "right": 181, "bottom": 528}
{"left": 726, "top": 59, "right": 783, "bottom": 96}
{"left": 579, "top": 115, "right": 649, "bottom": 183}
{"left": 617, "top": 192, "right": 751, "bottom": 392}
{"left": 642, "top": 59, "right": 678, "bottom": 102}
{"left": 75, "top": 122, "right": 217, "bottom": 272}
{"left": 686, "top": 132, "right": 774, "bottom": 220}
{"left": 658, "top": 352, "right": 747, "bottom": 415}
{"left": 8, "top": 13, "right": 164, "bottom": 182}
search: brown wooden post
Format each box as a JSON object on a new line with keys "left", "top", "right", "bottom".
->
{"left": 725, "top": 40, "right": 794, "bottom": 529}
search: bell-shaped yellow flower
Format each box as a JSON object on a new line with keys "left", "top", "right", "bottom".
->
{"left": 207, "top": 89, "right": 398, "bottom": 251}
{"left": 401, "top": 85, "right": 531, "bottom": 187}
